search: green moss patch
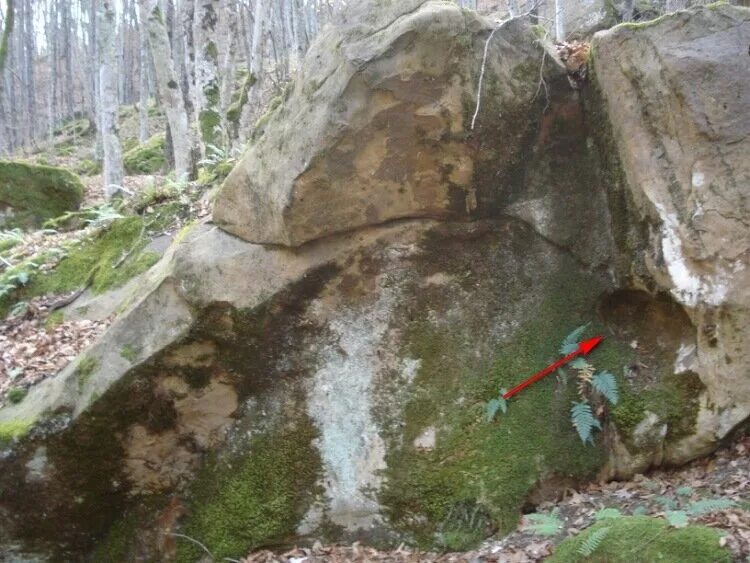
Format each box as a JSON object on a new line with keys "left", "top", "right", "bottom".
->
{"left": 177, "top": 415, "right": 323, "bottom": 561}
{"left": 123, "top": 134, "right": 166, "bottom": 175}
{"left": 0, "top": 420, "right": 32, "bottom": 446}
{"left": 613, "top": 371, "right": 705, "bottom": 446}
{"left": 0, "top": 217, "right": 159, "bottom": 318}
{"left": 6, "top": 388, "right": 27, "bottom": 404}
{"left": 548, "top": 516, "right": 731, "bottom": 562}
{"left": 35, "top": 217, "right": 159, "bottom": 296}
{"left": 380, "top": 269, "right": 634, "bottom": 550}
{"left": 0, "top": 160, "right": 84, "bottom": 226}
{"left": 75, "top": 356, "right": 99, "bottom": 391}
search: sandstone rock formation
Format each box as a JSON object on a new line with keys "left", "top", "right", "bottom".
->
{"left": 591, "top": 4, "right": 750, "bottom": 473}
{"left": 214, "top": 1, "right": 559, "bottom": 246}
{"left": 0, "top": 2, "right": 748, "bottom": 561}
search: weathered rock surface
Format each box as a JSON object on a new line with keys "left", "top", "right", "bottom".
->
{"left": 591, "top": 4, "right": 750, "bottom": 472}
{"left": 0, "top": 3, "right": 749, "bottom": 561}
{"left": 214, "top": 1, "right": 558, "bottom": 246}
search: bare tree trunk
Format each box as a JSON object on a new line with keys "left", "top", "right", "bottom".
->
{"left": 23, "top": 0, "right": 36, "bottom": 148}
{"left": 194, "top": 0, "right": 221, "bottom": 156}
{"left": 138, "top": 10, "right": 150, "bottom": 143}
{"left": 99, "top": 0, "right": 124, "bottom": 198}
{"left": 218, "top": 0, "right": 238, "bottom": 147}
{"left": 554, "top": 0, "right": 565, "bottom": 42}
{"left": 0, "top": 0, "right": 14, "bottom": 75}
{"left": 238, "top": 0, "right": 265, "bottom": 144}
{"left": 139, "top": 0, "right": 196, "bottom": 181}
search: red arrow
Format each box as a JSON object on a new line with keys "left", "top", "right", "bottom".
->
{"left": 502, "top": 336, "right": 604, "bottom": 400}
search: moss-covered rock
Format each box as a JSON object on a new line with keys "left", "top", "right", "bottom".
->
{"left": 548, "top": 516, "right": 731, "bottom": 562}
{"left": 123, "top": 133, "right": 167, "bottom": 175}
{"left": 0, "top": 160, "right": 84, "bottom": 226}
{"left": 177, "top": 416, "right": 323, "bottom": 561}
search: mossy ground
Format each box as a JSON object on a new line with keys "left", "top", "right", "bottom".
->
{"left": 380, "top": 269, "right": 635, "bottom": 550}
{"left": 548, "top": 516, "right": 731, "bottom": 562}
{"left": 0, "top": 160, "right": 84, "bottom": 226}
{"left": 176, "top": 414, "right": 323, "bottom": 562}
{"left": 34, "top": 217, "right": 159, "bottom": 296}
{"left": 0, "top": 217, "right": 159, "bottom": 318}
{"left": 123, "top": 133, "right": 167, "bottom": 175}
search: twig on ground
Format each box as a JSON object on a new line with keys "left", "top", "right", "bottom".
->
{"left": 165, "top": 532, "right": 214, "bottom": 561}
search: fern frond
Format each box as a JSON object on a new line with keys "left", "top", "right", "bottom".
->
{"left": 571, "top": 401, "right": 600, "bottom": 444}
{"left": 576, "top": 362, "right": 595, "bottom": 399}
{"left": 654, "top": 496, "right": 677, "bottom": 511}
{"left": 577, "top": 526, "right": 610, "bottom": 556}
{"left": 591, "top": 371, "right": 619, "bottom": 405}
{"left": 594, "top": 507, "right": 622, "bottom": 521}
{"left": 560, "top": 323, "right": 590, "bottom": 355}
{"left": 665, "top": 510, "right": 689, "bottom": 528}
{"left": 522, "top": 510, "right": 563, "bottom": 536}
{"left": 687, "top": 498, "right": 736, "bottom": 515}
{"left": 485, "top": 399, "right": 501, "bottom": 422}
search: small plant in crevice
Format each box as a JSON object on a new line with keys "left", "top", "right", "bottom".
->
{"left": 485, "top": 325, "right": 619, "bottom": 445}
{"left": 560, "top": 324, "right": 619, "bottom": 444}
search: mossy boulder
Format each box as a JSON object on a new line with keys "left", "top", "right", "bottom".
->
{"left": 0, "top": 160, "right": 84, "bottom": 226}
{"left": 123, "top": 133, "right": 167, "bottom": 175}
{"left": 0, "top": 3, "right": 746, "bottom": 561}
{"left": 548, "top": 516, "right": 731, "bottom": 562}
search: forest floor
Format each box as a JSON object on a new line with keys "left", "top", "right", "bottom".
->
{"left": 243, "top": 435, "right": 750, "bottom": 562}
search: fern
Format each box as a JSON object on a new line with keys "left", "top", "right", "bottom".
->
{"left": 570, "top": 401, "right": 600, "bottom": 444}
{"left": 523, "top": 510, "right": 563, "bottom": 536}
{"left": 687, "top": 498, "right": 736, "bottom": 515}
{"left": 654, "top": 496, "right": 677, "bottom": 511}
{"left": 665, "top": 510, "right": 689, "bottom": 528}
{"left": 484, "top": 390, "right": 508, "bottom": 422}
{"left": 560, "top": 323, "right": 590, "bottom": 355}
{"left": 591, "top": 371, "right": 619, "bottom": 405}
{"left": 575, "top": 361, "right": 595, "bottom": 398}
{"left": 577, "top": 526, "right": 610, "bottom": 556}
{"left": 676, "top": 486, "right": 694, "bottom": 497}
{"left": 594, "top": 507, "right": 622, "bottom": 521}
{"left": 485, "top": 399, "right": 501, "bottom": 422}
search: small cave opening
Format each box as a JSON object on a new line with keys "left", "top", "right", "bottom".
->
{"left": 598, "top": 289, "right": 696, "bottom": 384}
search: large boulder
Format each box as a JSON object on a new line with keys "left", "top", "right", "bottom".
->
{"left": 590, "top": 4, "right": 750, "bottom": 473}
{"left": 0, "top": 2, "right": 748, "bottom": 561}
{"left": 0, "top": 160, "right": 85, "bottom": 227}
{"left": 214, "top": 1, "right": 558, "bottom": 245}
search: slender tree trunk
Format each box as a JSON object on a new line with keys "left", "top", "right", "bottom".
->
{"left": 138, "top": 9, "right": 151, "bottom": 143}
{"left": 554, "top": 0, "right": 565, "bottom": 42}
{"left": 238, "top": 0, "right": 265, "bottom": 144}
{"left": 23, "top": 0, "right": 36, "bottom": 148}
{"left": 99, "top": 0, "right": 124, "bottom": 198}
{"left": 0, "top": 0, "right": 15, "bottom": 75}
{"left": 218, "top": 0, "right": 238, "bottom": 148}
{"left": 139, "top": 0, "right": 196, "bottom": 181}
{"left": 194, "top": 0, "right": 221, "bottom": 156}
